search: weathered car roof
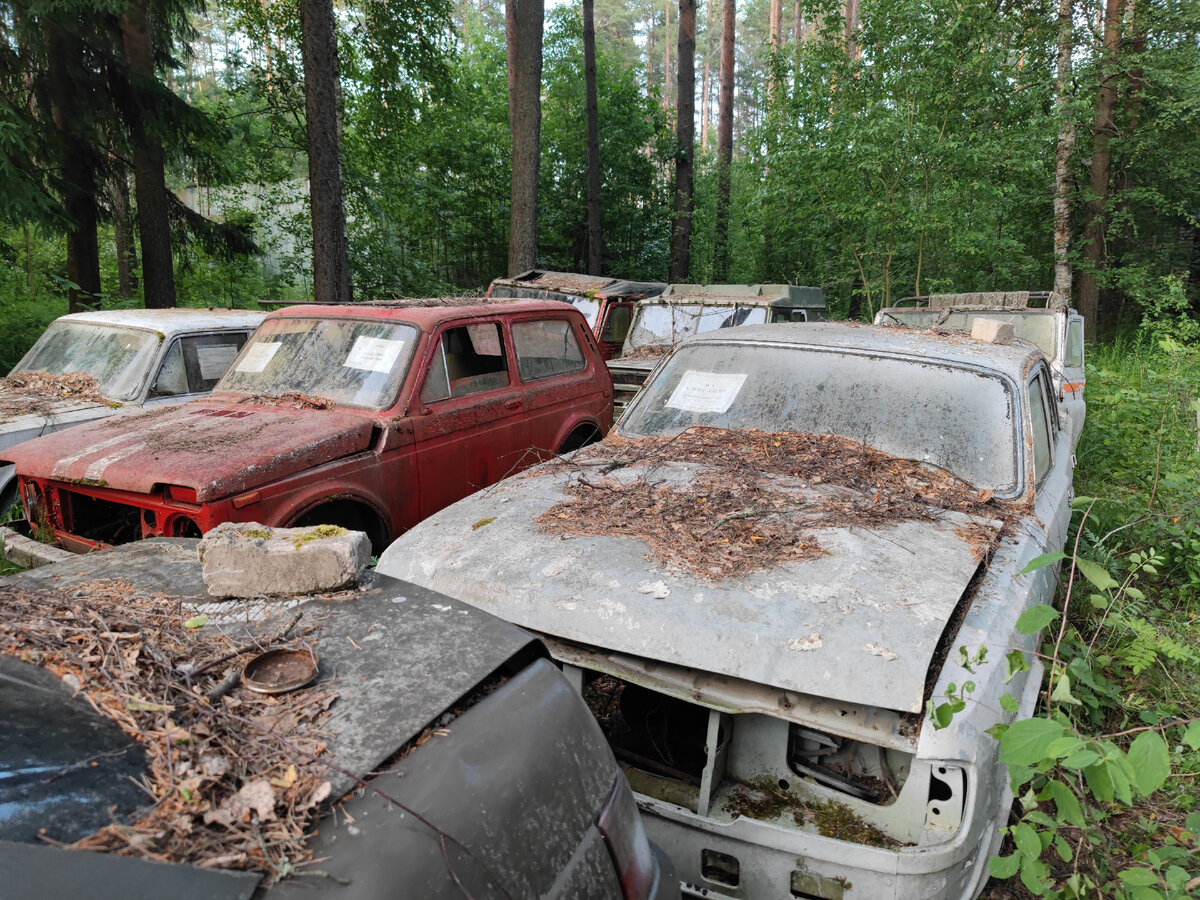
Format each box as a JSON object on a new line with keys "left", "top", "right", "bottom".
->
{"left": 272, "top": 299, "right": 579, "bottom": 327}
{"left": 489, "top": 269, "right": 667, "bottom": 299}
{"left": 678, "top": 321, "right": 1041, "bottom": 380}
{"left": 53, "top": 308, "right": 266, "bottom": 334}
{"left": 658, "top": 283, "right": 826, "bottom": 308}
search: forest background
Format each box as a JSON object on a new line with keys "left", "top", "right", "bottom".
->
{"left": 2, "top": 0, "right": 1200, "bottom": 896}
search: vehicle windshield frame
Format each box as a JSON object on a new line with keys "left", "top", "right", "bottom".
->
{"left": 882, "top": 309, "right": 1061, "bottom": 360}
{"left": 12, "top": 321, "right": 163, "bottom": 402}
{"left": 215, "top": 315, "right": 421, "bottom": 410}
{"left": 620, "top": 339, "right": 1025, "bottom": 497}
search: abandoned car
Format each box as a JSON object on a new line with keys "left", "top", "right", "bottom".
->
{"left": 0, "top": 308, "right": 265, "bottom": 512}
{"left": 0, "top": 539, "right": 677, "bottom": 900}
{"left": 607, "top": 284, "right": 826, "bottom": 415}
{"left": 486, "top": 269, "right": 667, "bottom": 360}
{"left": 378, "top": 322, "right": 1075, "bottom": 899}
{"left": 2, "top": 299, "right": 612, "bottom": 553}
{"left": 875, "top": 291, "right": 1086, "bottom": 446}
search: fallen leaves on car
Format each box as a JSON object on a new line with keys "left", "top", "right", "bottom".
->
{"left": 0, "top": 578, "right": 335, "bottom": 876}
{"left": 537, "top": 427, "right": 1009, "bottom": 579}
{"left": 0, "top": 371, "right": 113, "bottom": 417}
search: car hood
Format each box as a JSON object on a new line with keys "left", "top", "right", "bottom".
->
{"left": 379, "top": 460, "right": 1002, "bottom": 714}
{"left": 2, "top": 400, "right": 376, "bottom": 501}
{"left": 0, "top": 402, "right": 113, "bottom": 450}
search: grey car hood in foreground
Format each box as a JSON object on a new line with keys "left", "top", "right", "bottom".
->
{"left": 0, "top": 401, "right": 112, "bottom": 450}
{"left": 379, "top": 462, "right": 1001, "bottom": 715}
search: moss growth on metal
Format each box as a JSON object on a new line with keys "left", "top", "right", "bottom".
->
{"left": 471, "top": 517, "right": 496, "bottom": 530}
{"left": 724, "top": 779, "right": 903, "bottom": 849}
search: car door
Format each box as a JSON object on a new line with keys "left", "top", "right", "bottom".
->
{"left": 409, "top": 319, "right": 529, "bottom": 520}
{"left": 510, "top": 315, "right": 607, "bottom": 454}
{"left": 145, "top": 332, "right": 251, "bottom": 406}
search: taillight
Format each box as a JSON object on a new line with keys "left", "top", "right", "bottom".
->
{"left": 597, "top": 774, "right": 656, "bottom": 900}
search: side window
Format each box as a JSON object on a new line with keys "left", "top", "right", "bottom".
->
{"left": 1028, "top": 371, "right": 1053, "bottom": 483}
{"left": 151, "top": 333, "right": 248, "bottom": 397}
{"left": 419, "top": 323, "right": 510, "bottom": 403}
{"left": 512, "top": 319, "right": 586, "bottom": 381}
{"left": 770, "top": 308, "right": 809, "bottom": 323}
{"left": 601, "top": 304, "right": 633, "bottom": 344}
{"left": 1065, "top": 320, "right": 1084, "bottom": 367}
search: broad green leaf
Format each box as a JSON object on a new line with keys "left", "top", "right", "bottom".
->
{"left": 1075, "top": 557, "right": 1119, "bottom": 592}
{"left": 999, "top": 717, "right": 1066, "bottom": 766}
{"left": 1018, "top": 855, "right": 1052, "bottom": 894}
{"left": 1053, "top": 832, "right": 1074, "bottom": 863}
{"left": 1015, "top": 604, "right": 1059, "bottom": 635}
{"left": 988, "top": 853, "right": 1021, "bottom": 879}
{"left": 1070, "top": 495, "right": 1096, "bottom": 507}
{"left": 1083, "top": 762, "right": 1115, "bottom": 803}
{"left": 1012, "top": 822, "right": 1041, "bottom": 859}
{"left": 1046, "top": 779, "right": 1084, "bottom": 827}
{"left": 1182, "top": 722, "right": 1200, "bottom": 750}
{"left": 1164, "top": 866, "right": 1190, "bottom": 889}
{"left": 1051, "top": 674, "right": 1082, "bottom": 705}
{"left": 1127, "top": 731, "right": 1170, "bottom": 796}
{"left": 1127, "top": 887, "right": 1164, "bottom": 900}
{"left": 999, "top": 693, "right": 1019, "bottom": 713}
{"left": 1019, "top": 551, "right": 1068, "bottom": 574}
{"left": 1004, "top": 650, "right": 1031, "bottom": 684}
{"left": 183, "top": 615, "right": 209, "bottom": 629}
{"left": 1046, "top": 736, "right": 1085, "bottom": 759}
{"left": 1110, "top": 763, "right": 1133, "bottom": 806}
{"left": 1116, "top": 868, "right": 1159, "bottom": 887}
{"left": 1062, "top": 749, "right": 1101, "bottom": 769}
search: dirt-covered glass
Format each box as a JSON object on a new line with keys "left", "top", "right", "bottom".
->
{"left": 13, "top": 322, "right": 162, "bottom": 401}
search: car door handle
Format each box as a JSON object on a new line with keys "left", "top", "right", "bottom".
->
{"left": 504, "top": 399, "right": 522, "bottom": 410}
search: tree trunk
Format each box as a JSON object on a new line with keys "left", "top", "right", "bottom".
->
{"left": 44, "top": 18, "right": 102, "bottom": 312}
{"left": 1077, "top": 0, "right": 1123, "bottom": 337}
{"left": 670, "top": 0, "right": 696, "bottom": 282}
{"left": 768, "top": 0, "right": 782, "bottom": 105}
{"left": 844, "top": 0, "right": 860, "bottom": 59}
{"left": 664, "top": 0, "right": 672, "bottom": 107}
{"left": 700, "top": 0, "right": 713, "bottom": 150}
{"left": 583, "top": 0, "right": 602, "bottom": 275}
{"left": 299, "top": 0, "right": 352, "bottom": 303}
{"left": 109, "top": 160, "right": 138, "bottom": 298}
{"left": 1052, "top": 0, "right": 1075, "bottom": 301}
{"left": 506, "top": 0, "right": 543, "bottom": 275}
{"left": 122, "top": 0, "right": 177, "bottom": 308}
{"left": 713, "top": 0, "right": 735, "bottom": 281}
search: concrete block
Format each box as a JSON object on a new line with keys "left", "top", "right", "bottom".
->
{"left": 971, "top": 318, "right": 1015, "bottom": 345}
{"left": 199, "top": 522, "right": 370, "bottom": 598}
{"left": 0, "top": 525, "right": 77, "bottom": 569}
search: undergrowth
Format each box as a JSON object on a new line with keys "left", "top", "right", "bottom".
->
{"left": 986, "top": 334, "right": 1200, "bottom": 899}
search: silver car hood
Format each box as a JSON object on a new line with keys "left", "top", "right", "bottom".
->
{"left": 379, "top": 461, "right": 1001, "bottom": 714}
{"left": 0, "top": 402, "right": 111, "bottom": 451}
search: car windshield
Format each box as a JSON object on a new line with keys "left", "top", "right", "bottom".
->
{"left": 13, "top": 321, "right": 162, "bottom": 401}
{"left": 627, "top": 303, "right": 767, "bottom": 349}
{"left": 882, "top": 309, "right": 1059, "bottom": 359}
{"left": 217, "top": 317, "right": 419, "bottom": 409}
{"left": 621, "top": 341, "right": 1019, "bottom": 493}
{"left": 567, "top": 297, "right": 602, "bottom": 329}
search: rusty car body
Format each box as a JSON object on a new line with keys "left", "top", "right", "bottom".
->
{"left": 3, "top": 300, "right": 612, "bottom": 552}
{"left": 0, "top": 539, "right": 677, "bottom": 900}
{"left": 378, "top": 322, "right": 1075, "bottom": 899}
{"left": 0, "top": 308, "right": 265, "bottom": 511}
{"left": 607, "top": 284, "right": 826, "bottom": 415}
{"left": 486, "top": 269, "right": 667, "bottom": 361}
{"left": 875, "top": 291, "right": 1086, "bottom": 447}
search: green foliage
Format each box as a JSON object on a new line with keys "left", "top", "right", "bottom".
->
{"left": 984, "top": 335, "right": 1200, "bottom": 899}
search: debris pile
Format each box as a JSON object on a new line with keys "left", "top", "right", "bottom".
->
{"left": 0, "top": 371, "right": 113, "bottom": 418}
{"left": 537, "top": 427, "right": 1004, "bottom": 579}
{"left": 617, "top": 344, "right": 673, "bottom": 360}
{"left": 234, "top": 391, "right": 335, "bottom": 409}
{"left": 0, "top": 578, "right": 335, "bottom": 875}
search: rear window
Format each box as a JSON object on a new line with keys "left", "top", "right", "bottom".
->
{"left": 513, "top": 319, "right": 585, "bottom": 381}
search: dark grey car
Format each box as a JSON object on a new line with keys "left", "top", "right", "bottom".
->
{"left": 0, "top": 539, "right": 676, "bottom": 900}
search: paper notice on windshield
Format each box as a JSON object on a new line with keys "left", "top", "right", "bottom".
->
{"left": 236, "top": 341, "right": 281, "bottom": 373}
{"left": 665, "top": 370, "right": 748, "bottom": 413}
{"left": 344, "top": 336, "right": 404, "bottom": 373}
{"left": 196, "top": 344, "right": 239, "bottom": 380}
